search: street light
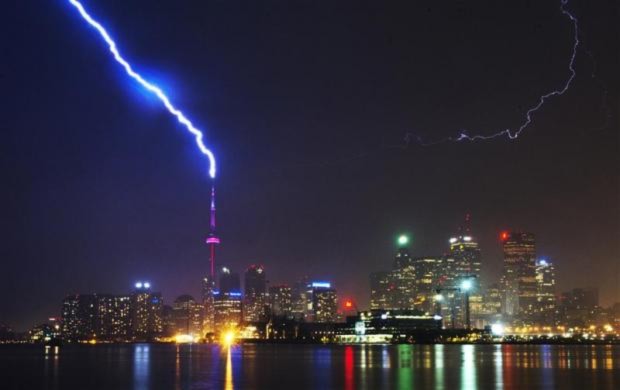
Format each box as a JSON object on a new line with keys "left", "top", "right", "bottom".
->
{"left": 460, "top": 279, "right": 472, "bottom": 291}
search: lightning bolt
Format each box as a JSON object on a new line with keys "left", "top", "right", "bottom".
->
{"left": 67, "top": 0, "right": 216, "bottom": 178}
{"left": 409, "top": 0, "right": 580, "bottom": 145}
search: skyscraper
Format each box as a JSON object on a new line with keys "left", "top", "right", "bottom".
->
{"left": 534, "top": 259, "right": 557, "bottom": 325}
{"left": 312, "top": 283, "right": 338, "bottom": 323}
{"left": 219, "top": 266, "right": 241, "bottom": 293}
{"left": 449, "top": 219, "right": 481, "bottom": 282}
{"left": 243, "top": 264, "right": 267, "bottom": 322}
{"left": 291, "top": 276, "right": 310, "bottom": 320}
{"left": 213, "top": 266, "right": 242, "bottom": 331}
{"left": 97, "top": 294, "right": 132, "bottom": 341}
{"left": 501, "top": 231, "right": 537, "bottom": 323}
{"left": 369, "top": 271, "right": 393, "bottom": 310}
{"left": 61, "top": 294, "right": 98, "bottom": 342}
{"left": 268, "top": 285, "right": 293, "bottom": 318}
{"left": 172, "top": 295, "right": 204, "bottom": 338}
{"left": 390, "top": 242, "right": 416, "bottom": 310}
{"left": 411, "top": 256, "right": 444, "bottom": 313}
{"left": 131, "top": 283, "right": 163, "bottom": 341}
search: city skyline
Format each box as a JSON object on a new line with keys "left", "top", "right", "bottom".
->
{"left": 2, "top": 0, "right": 618, "bottom": 333}
{"left": 3, "top": 221, "right": 616, "bottom": 333}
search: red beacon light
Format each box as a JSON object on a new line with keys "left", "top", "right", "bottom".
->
{"left": 500, "top": 231, "right": 509, "bottom": 241}
{"left": 344, "top": 300, "right": 354, "bottom": 309}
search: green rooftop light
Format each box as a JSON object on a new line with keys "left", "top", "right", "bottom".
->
{"left": 397, "top": 234, "right": 409, "bottom": 246}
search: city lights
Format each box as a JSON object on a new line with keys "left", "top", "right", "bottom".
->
{"left": 174, "top": 334, "right": 194, "bottom": 344}
{"left": 221, "top": 330, "right": 236, "bottom": 346}
{"left": 460, "top": 279, "right": 473, "bottom": 291}
{"left": 491, "top": 323, "right": 505, "bottom": 336}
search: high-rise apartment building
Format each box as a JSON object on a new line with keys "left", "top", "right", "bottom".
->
{"left": 131, "top": 283, "right": 163, "bottom": 341}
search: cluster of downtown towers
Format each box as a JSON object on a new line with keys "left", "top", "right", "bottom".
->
{"left": 60, "top": 216, "right": 562, "bottom": 342}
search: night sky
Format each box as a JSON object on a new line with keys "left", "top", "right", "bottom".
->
{"left": 2, "top": 0, "right": 618, "bottom": 331}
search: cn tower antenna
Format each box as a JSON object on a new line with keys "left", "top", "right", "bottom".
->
{"left": 206, "top": 184, "right": 220, "bottom": 278}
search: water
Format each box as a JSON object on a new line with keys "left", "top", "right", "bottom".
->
{"left": 1, "top": 344, "right": 619, "bottom": 389}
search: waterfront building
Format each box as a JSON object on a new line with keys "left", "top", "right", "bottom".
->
{"left": 97, "top": 294, "right": 132, "bottom": 341}
{"left": 213, "top": 291, "right": 242, "bottom": 330}
{"left": 131, "top": 283, "right": 163, "bottom": 341}
{"left": 335, "top": 309, "right": 442, "bottom": 343}
{"left": 61, "top": 294, "right": 98, "bottom": 341}
{"left": 172, "top": 295, "right": 204, "bottom": 338}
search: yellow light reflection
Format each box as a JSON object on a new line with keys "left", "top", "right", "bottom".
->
{"left": 225, "top": 347, "right": 233, "bottom": 390}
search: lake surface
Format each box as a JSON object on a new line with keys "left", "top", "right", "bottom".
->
{"left": 1, "top": 343, "right": 619, "bottom": 389}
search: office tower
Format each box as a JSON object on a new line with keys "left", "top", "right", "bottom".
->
{"left": 449, "top": 214, "right": 482, "bottom": 282}
{"left": 311, "top": 282, "right": 338, "bottom": 323}
{"left": 212, "top": 266, "right": 243, "bottom": 330}
{"left": 291, "top": 276, "right": 310, "bottom": 320}
{"left": 370, "top": 271, "right": 393, "bottom": 310}
{"left": 391, "top": 241, "right": 416, "bottom": 310}
{"left": 480, "top": 283, "right": 503, "bottom": 325}
{"left": 411, "top": 256, "right": 445, "bottom": 313}
{"left": 131, "top": 283, "right": 163, "bottom": 341}
{"left": 172, "top": 295, "right": 204, "bottom": 337}
{"left": 97, "top": 294, "right": 132, "bottom": 341}
{"left": 243, "top": 264, "right": 267, "bottom": 322}
{"left": 558, "top": 287, "right": 599, "bottom": 327}
{"left": 269, "top": 285, "right": 292, "bottom": 318}
{"left": 535, "top": 259, "right": 557, "bottom": 325}
{"left": 500, "top": 231, "right": 537, "bottom": 322}
{"left": 61, "top": 294, "right": 98, "bottom": 342}
{"left": 213, "top": 291, "right": 242, "bottom": 331}
{"left": 202, "top": 276, "right": 216, "bottom": 334}
{"left": 219, "top": 266, "right": 241, "bottom": 293}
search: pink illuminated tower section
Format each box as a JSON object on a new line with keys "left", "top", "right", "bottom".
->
{"left": 206, "top": 185, "right": 220, "bottom": 277}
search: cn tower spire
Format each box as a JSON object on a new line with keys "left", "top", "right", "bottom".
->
{"left": 206, "top": 184, "right": 220, "bottom": 278}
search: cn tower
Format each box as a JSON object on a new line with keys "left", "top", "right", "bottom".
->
{"left": 206, "top": 185, "right": 220, "bottom": 277}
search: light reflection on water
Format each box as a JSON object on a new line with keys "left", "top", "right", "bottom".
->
{"left": 132, "top": 344, "right": 150, "bottom": 390}
{"left": 9, "top": 343, "right": 619, "bottom": 389}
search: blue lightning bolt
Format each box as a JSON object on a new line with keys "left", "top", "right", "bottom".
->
{"left": 409, "top": 0, "right": 579, "bottom": 145}
{"left": 67, "top": 0, "right": 216, "bottom": 178}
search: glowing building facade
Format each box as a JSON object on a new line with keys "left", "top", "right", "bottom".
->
{"left": 131, "top": 284, "right": 163, "bottom": 341}
{"left": 369, "top": 271, "right": 393, "bottom": 310}
{"left": 172, "top": 295, "right": 204, "bottom": 337}
{"left": 269, "top": 285, "right": 293, "bottom": 318}
{"left": 501, "top": 232, "right": 537, "bottom": 322}
{"left": 97, "top": 294, "right": 132, "bottom": 341}
{"left": 243, "top": 265, "right": 267, "bottom": 322}
{"left": 312, "top": 284, "right": 338, "bottom": 323}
